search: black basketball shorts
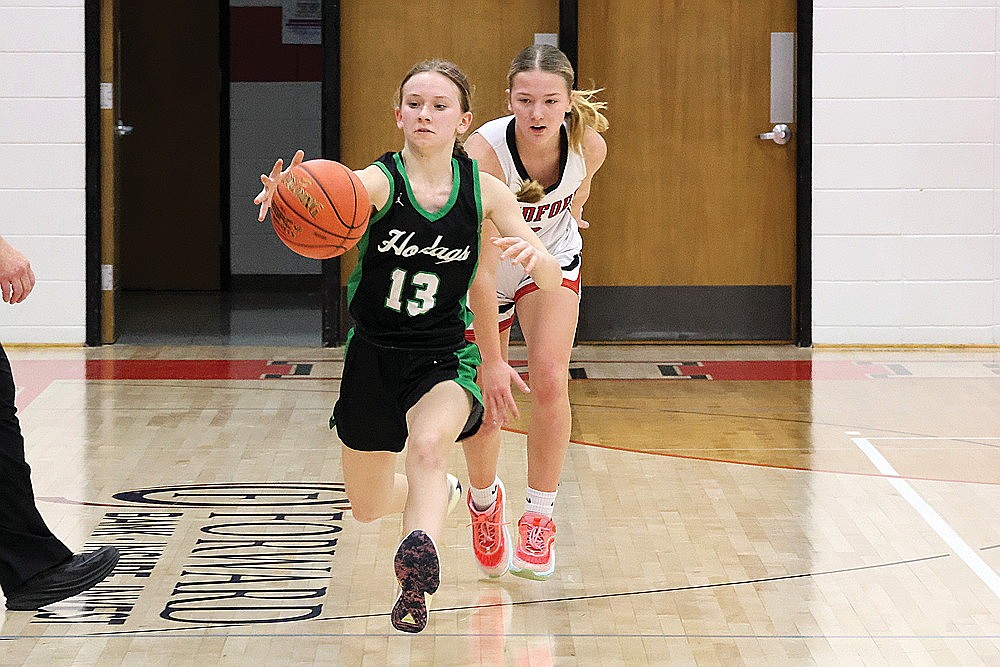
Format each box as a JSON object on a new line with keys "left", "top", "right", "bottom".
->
{"left": 330, "top": 332, "right": 485, "bottom": 453}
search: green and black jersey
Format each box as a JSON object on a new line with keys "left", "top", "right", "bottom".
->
{"left": 345, "top": 152, "right": 482, "bottom": 350}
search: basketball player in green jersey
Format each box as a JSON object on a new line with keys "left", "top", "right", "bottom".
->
{"left": 255, "top": 60, "right": 560, "bottom": 633}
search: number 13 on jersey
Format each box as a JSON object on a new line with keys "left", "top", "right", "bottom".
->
{"left": 385, "top": 268, "right": 440, "bottom": 317}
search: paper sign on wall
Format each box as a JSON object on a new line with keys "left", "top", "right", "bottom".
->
{"left": 282, "top": 0, "right": 320, "bottom": 45}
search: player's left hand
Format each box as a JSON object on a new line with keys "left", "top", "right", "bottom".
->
{"left": 478, "top": 358, "right": 529, "bottom": 428}
{"left": 491, "top": 236, "right": 542, "bottom": 274}
{"left": 254, "top": 150, "right": 304, "bottom": 221}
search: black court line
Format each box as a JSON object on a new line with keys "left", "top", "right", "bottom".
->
{"left": 5, "top": 632, "right": 1000, "bottom": 641}
{"left": 2, "top": 551, "right": 952, "bottom": 639}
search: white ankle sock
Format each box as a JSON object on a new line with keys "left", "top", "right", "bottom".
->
{"left": 470, "top": 478, "right": 500, "bottom": 511}
{"left": 524, "top": 487, "right": 557, "bottom": 517}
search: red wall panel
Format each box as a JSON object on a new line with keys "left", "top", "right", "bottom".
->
{"left": 230, "top": 6, "right": 322, "bottom": 82}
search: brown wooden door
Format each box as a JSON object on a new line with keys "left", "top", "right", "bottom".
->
{"left": 338, "top": 0, "right": 560, "bottom": 337}
{"left": 119, "top": 0, "right": 221, "bottom": 290}
{"left": 578, "top": 1, "right": 797, "bottom": 341}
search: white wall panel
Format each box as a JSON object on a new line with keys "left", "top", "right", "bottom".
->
{"left": 6, "top": 235, "right": 85, "bottom": 282}
{"left": 0, "top": 145, "right": 85, "bottom": 189}
{"left": 0, "top": 0, "right": 81, "bottom": 5}
{"left": 814, "top": 9, "right": 904, "bottom": 53}
{"left": 0, "top": 54, "right": 85, "bottom": 98}
{"left": 0, "top": 0, "right": 85, "bottom": 343}
{"left": 814, "top": 99, "right": 992, "bottom": 145}
{"left": 0, "top": 7, "right": 83, "bottom": 52}
{"left": 902, "top": 236, "right": 994, "bottom": 281}
{"left": 0, "top": 99, "right": 85, "bottom": 143}
{"left": 901, "top": 190, "right": 994, "bottom": 236}
{"left": 2, "top": 281, "right": 85, "bottom": 326}
{"left": 901, "top": 327, "right": 995, "bottom": 345}
{"left": 904, "top": 8, "right": 995, "bottom": 53}
{"left": 0, "top": 190, "right": 85, "bottom": 236}
{"left": 813, "top": 190, "right": 905, "bottom": 236}
{"left": 813, "top": 2, "right": 1000, "bottom": 345}
{"left": 813, "top": 326, "right": 903, "bottom": 345}
{"left": 901, "top": 282, "right": 994, "bottom": 326}
{"left": 813, "top": 281, "right": 904, "bottom": 327}
{"left": 814, "top": 236, "right": 904, "bottom": 281}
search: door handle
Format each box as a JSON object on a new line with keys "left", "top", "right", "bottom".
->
{"left": 757, "top": 124, "right": 791, "bottom": 145}
{"left": 116, "top": 122, "right": 134, "bottom": 137}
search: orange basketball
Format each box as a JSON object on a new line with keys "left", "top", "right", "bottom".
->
{"left": 270, "top": 159, "right": 371, "bottom": 259}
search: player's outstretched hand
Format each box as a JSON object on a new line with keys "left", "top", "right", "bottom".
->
{"left": 254, "top": 150, "right": 304, "bottom": 222}
{"left": 478, "top": 358, "right": 530, "bottom": 428}
{"left": 491, "top": 236, "right": 544, "bottom": 274}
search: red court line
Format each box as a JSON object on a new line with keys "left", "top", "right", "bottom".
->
{"left": 508, "top": 360, "right": 896, "bottom": 380}
{"left": 498, "top": 427, "right": 1000, "bottom": 487}
{"left": 11, "top": 360, "right": 287, "bottom": 409}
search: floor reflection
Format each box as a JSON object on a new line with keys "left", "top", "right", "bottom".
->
{"left": 116, "top": 289, "right": 322, "bottom": 346}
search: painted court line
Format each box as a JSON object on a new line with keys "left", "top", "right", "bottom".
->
{"left": 852, "top": 436, "right": 1000, "bottom": 600}
{"left": 864, "top": 436, "right": 1000, "bottom": 441}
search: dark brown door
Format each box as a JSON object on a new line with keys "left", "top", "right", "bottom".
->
{"left": 119, "top": 0, "right": 221, "bottom": 290}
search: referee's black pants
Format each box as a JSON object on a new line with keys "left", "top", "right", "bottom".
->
{"left": 0, "top": 343, "right": 71, "bottom": 595}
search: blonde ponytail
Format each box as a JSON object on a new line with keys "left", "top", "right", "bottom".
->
{"left": 567, "top": 88, "right": 609, "bottom": 153}
{"left": 514, "top": 179, "right": 546, "bottom": 203}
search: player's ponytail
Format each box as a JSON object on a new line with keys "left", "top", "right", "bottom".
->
{"left": 567, "top": 88, "right": 609, "bottom": 154}
{"left": 514, "top": 179, "right": 545, "bottom": 203}
{"left": 453, "top": 136, "right": 470, "bottom": 159}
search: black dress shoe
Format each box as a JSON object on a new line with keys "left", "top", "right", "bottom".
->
{"left": 5, "top": 546, "right": 120, "bottom": 611}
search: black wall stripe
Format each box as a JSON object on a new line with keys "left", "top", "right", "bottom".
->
{"left": 85, "top": 0, "right": 100, "bottom": 346}
{"left": 796, "top": 0, "right": 813, "bottom": 347}
{"left": 321, "top": 0, "right": 342, "bottom": 346}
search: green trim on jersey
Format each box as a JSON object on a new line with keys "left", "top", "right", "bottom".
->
{"left": 453, "top": 341, "right": 484, "bottom": 405}
{"left": 369, "top": 161, "right": 395, "bottom": 224}
{"left": 394, "top": 152, "right": 460, "bottom": 222}
{"left": 458, "top": 159, "right": 484, "bottom": 329}
{"left": 472, "top": 159, "right": 483, "bottom": 225}
{"left": 345, "top": 228, "right": 372, "bottom": 311}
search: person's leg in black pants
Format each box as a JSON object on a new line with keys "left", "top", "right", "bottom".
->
{"left": 0, "top": 343, "right": 118, "bottom": 610}
{"left": 0, "top": 343, "right": 73, "bottom": 594}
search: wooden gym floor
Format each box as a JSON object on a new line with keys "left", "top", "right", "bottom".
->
{"left": 1, "top": 344, "right": 999, "bottom": 665}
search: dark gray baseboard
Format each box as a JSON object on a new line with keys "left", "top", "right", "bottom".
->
{"left": 575, "top": 286, "right": 793, "bottom": 342}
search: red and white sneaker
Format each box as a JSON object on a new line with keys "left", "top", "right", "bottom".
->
{"left": 510, "top": 512, "right": 556, "bottom": 581}
{"left": 467, "top": 479, "right": 511, "bottom": 578}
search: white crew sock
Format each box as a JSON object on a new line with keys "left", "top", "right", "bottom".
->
{"left": 524, "top": 486, "right": 557, "bottom": 517}
{"left": 470, "top": 477, "right": 500, "bottom": 512}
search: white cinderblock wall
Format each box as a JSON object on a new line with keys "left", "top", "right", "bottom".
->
{"left": 813, "top": 1, "right": 1000, "bottom": 345}
{"left": 0, "top": 0, "right": 86, "bottom": 344}
{"left": 2, "top": 2, "right": 999, "bottom": 344}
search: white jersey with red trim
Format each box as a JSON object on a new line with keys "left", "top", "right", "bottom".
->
{"left": 473, "top": 115, "right": 586, "bottom": 256}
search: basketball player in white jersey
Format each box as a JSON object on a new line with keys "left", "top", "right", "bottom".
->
{"left": 462, "top": 45, "right": 608, "bottom": 580}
